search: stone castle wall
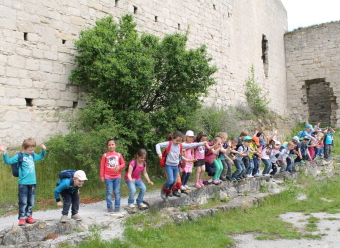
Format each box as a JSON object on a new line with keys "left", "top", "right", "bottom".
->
{"left": 0, "top": 0, "right": 287, "bottom": 146}
{"left": 285, "top": 21, "right": 340, "bottom": 126}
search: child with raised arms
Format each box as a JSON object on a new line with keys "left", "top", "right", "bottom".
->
{"left": 100, "top": 139, "right": 125, "bottom": 212}
{"left": 193, "top": 132, "right": 208, "bottom": 188}
{"left": 180, "top": 130, "right": 197, "bottom": 190}
{"left": 156, "top": 131, "right": 206, "bottom": 201}
{"left": 124, "top": 149, "right": 153, "bottom": 209}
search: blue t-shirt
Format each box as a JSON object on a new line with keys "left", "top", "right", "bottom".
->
{"left": 324, "top": 133, "right": 333, "bottom": 145}
{"left": 3, "top": 150, "right": 46, "bottom": 185}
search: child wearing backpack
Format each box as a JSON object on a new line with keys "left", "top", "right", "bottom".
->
{"left": 230, "top": 136, "right": 252, "bottom": 181}
{"left": 100, "top": 139, "right": 125, "bottom": 212}
{"left": 54, "top": 170, "right": 88, "bottom": 222}
{"left": 0, "top": 138, "right": 46, "bottom": 226}
{"left": 193, "top": 132, "right": 209, "bottom": 188}
{"left": 156, "top": 131, "right": 206, "bottom": 201}
{"left": 324, "top": 127, "right": 335, "bottom": 160}
{"left": 124, "top": 149, "right": 153, "bottom": 209}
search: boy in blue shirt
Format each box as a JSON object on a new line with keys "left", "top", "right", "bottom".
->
{"left": 54, "top": 170, "right": 88, "bottom": 222}
{"left": 0, "top": 138, "right": 46, "bottom": 226}
{"left": 324, "top": 127, "right": 335, "bottom": 160}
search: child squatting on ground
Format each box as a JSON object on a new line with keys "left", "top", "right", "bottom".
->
{"left": 156, "top": 131, "right": 206, "bottom": 201}
{"left": 124, "top": 149, "right": 153, "bottom": 209}
{"left": 100, "top": 139, "right": 125, "bottom": 212}
{"left": 54, "top": 170, "right": 88, "bottom": 222}
{"left": 0, "top": 138, "right": 46, "bottom": 226}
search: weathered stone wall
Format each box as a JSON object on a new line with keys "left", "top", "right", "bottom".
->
{"left": 0, "top": 0, "right": 287, "bottom": 146}
{"left": 285, "top": 21, "right": 340, "bottom": 126}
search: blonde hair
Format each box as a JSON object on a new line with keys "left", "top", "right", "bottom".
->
{"left": 213, "top": 137, "right": 222, "bottom": 143}
{"left": 216, "top": 132, "right": 228, "bottom": 139}
{"left": 22, "top": 138, "right": 36, "bottom": 149}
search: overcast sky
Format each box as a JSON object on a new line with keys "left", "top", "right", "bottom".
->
{"left": 281, "top": 0, "right": 340, "bottom": 31}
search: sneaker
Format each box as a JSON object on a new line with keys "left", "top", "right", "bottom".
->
{"left": 220, "top": 177, "right": 228, "bottom": 181}
{"left": 172, "top": 190, "right": 181, "bottom": 197}
{"left": 160, "top": 188, "right": 166, "bottom": 200}
{"left": 212, "top": 180, "right": 220, "bottom": 185}
{"left": 231, "top": 177, "right": 237, "bottom": 181}
{"left": 180, "top": 185, "right": 186, "bottom": 191}
{"left": 248, "top": 175, "right": 254, "bottom": 178}
{"left": 236, "top": 178, "right": 242, "bottom": 181}
{"left": 60, "top": 215, "right": 68, "bottom": 223}
{"left": 26, "top": 216, "right": 36, "bottom": 224}
{"left": 199, "top": 180, "right": 204, "bottom": 186}
{"left": 202, "top": 180, "right": 211, "bottom": 186}
{"left": 71, "top": 214, "right": 82, "bottom": 221}
{"left": 254, "top": 174, "right": 260, "bottom": 177}
{"left": 185, "top": 185, "right": 191, "bottom": 190}
{"left": 108, "top": 207, "right": 114, "bottom": 212}
{"left": 114, "top": 207, "right": 120, "bottom": 212}
{"left": 18, "top": 219, "right": 26, "bottom": 226}
{"left": 138, "top": 203, "right": 148, "bottom": 209}
{"left": 128, "top": 204, "right": 136, "bottom": 208}
{"left": 195, "top": 183, "right": 201, "bottom": 188}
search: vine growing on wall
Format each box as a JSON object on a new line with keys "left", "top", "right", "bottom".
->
{"left": 245, "top": 65, "right": 270, "bottom": 114}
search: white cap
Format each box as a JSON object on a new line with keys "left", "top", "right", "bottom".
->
{"left": 274, "top": 140, "right": 281, "bottom": 145}
{"left": 185, "top": 130, "right": 194, "bottom": 136}
{"left": 73, "top": 170, "right": 88, "bottom": 180}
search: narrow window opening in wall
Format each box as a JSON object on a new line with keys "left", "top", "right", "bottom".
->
{"left": 133, "top": 6, "right": 137, "bottom": 14}
{"left": 73, "top": 102, "right": 78, "bottom": 109}
{"left": 213, "top": 4, "right": 216, "bottom": 10}
{"left": 115, "top": 0, "right": 118, "bottom": 7}
{"left": 178, "top": 23, "right": 180, "bottom": 30}
{"left": 155, "top": 16, "right": 158, "bottom": 22}
{"left": 228, "top": 13, "right": 232, "bottom": 17}
{"left": 25, "top": 98, "right": 33, "bottom": 107}
{"left": 261, "top": 34, "right": 269, "bottom": 77}
{"left": 211, "top": 35, "right": 214, "bottom": 39}
{"left": 24, "top": 32, "right": 28, "bottom": 41}
{"left": 62, "top": 39, "right": 66, "bottom": 44}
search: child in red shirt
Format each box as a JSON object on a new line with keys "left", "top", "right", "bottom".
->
{"left": 100, "top": 139, "right": 125, "bottom": 212}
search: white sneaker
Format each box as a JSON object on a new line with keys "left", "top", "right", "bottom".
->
{"left": 128, "top": 204, "right": 135, "bottom": 208}
{"left": 180, "top": 185, "right": 186, "bottom": 191}
{"left": 185, "top": 185, "right": 191, "bottom": 190}
{"left": 138, "top": 203, "right": 148, "bottom": 209}
{"left": 248, "top": 175, "right": 254, "bottom": 178}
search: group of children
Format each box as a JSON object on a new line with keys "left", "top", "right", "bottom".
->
{"left": 0, "top": 123, "right": 335, "bottom": 225}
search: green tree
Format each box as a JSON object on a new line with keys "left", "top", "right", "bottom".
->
{"left": 70, "top": 14, "right": 217, "bottom": 145}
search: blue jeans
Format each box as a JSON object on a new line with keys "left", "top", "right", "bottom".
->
{"left": 232, "top": 159, "right": 245, "bottom": 178}
{"left": 286, "top": 157, "right": 293, "bottom": 172}
{"left": 126, "top": 179, "right": 146, "bottom": 205}
{"left": 246, "top": 159, "right": 254, "bottom": 175}
{"left": 61, "top": 190, "right": 79, "bottom": 216}
{"left": 105, "top": 178, "right": 121, "bottom": 208}
{"left": 18, "top": 184, "right": 36, "bottom": 219}
{"left": 262, "top": 159, "right": 271, "bottom": 175}
{"left": 164, "top": 165, "right": 178, "bottom": 190}
{"left": 252, "top": 158, "right": 260, "bottom": 175}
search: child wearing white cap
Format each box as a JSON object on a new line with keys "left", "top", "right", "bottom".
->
{"left": 180, "top": 130, "right": 197, "bottom": 190}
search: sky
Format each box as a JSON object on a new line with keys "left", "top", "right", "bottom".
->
{"left": 281, "top": 0, "right": 340, "bottom": 31}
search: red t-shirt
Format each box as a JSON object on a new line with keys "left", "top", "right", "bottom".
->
{"left": 100, "top": 152, "right": 125, "bottom": 179}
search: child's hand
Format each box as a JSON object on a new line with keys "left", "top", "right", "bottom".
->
{"left": 114, "top": 167, "right": 120, "bottom": 173}
{"left": 148, "top": 181, "right": 154, "bottom": 185}
{"left": 100, "top": 177, "right": 105, "bottom": 183}
{"left": 130, "top": 179, "right": 136, "bottom": 182}
{"left": 202, "top": 141, "right": 207, "bottom": 145}
{"left": 57, "top": 202, "right": 63, "bottom": 207}
{"left": 0, "top": 144, "right": 6, "bottom": 153}
{"left": 158, "top": 154, "right": 162, "bottom": 160}
{"left": 40, "top": 143, "right": 46, "bottom": 150}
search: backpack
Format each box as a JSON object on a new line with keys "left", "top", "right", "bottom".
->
{"left": 59, "top": 169, "right": 76, "bottom": 180}
{"left": 11, "top": 153, "right": 24, "bottom": 177}
{"left": 160, "top": 141, "right": 183, "bottom": 167}
{"left": 125, "top": 159, "right": 146, "bottom": 175}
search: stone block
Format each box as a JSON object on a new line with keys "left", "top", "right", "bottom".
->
{"left": 52, "top": 62, "right": 65, "bottom": 74}
{"left": 16, "top": 21, "right": 35, "bottom": 33}
{"left": 71, "top": 16, "right": 86, "bottom": 26}
{"left": 19, "top": 88, "right": 40, "bottom": 98}
{"left": 40, "top": 60, "right": 53, "bottom": 72}
{"left": 3, "top": 111, "right": 19, "bottom": 122}
{"left": 20, "top": 79, "right": 33, "bottom": 87}
{"left": 35, "top": 99, "right": 57, "bottom": 108}
{"left": 57, "top": 100, "right": 73, "bottom": 107}
{"left": 44, "top": 51, "right": 58, "bottom": 61}
{"left": 47, "top": 90, "right": 61, "bottom": 99}
{"left": 6, "top": 67, "right": 18, "bottom": 77}
{"left": 26, "top": 58, "right": 40, "bottom": 71}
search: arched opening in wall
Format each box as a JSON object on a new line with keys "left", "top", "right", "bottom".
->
{"left": 261, "top": 34, "right": 268, "bottom": 77}
{"left": 305, "top": 78, "right": 337, "bottom": 125}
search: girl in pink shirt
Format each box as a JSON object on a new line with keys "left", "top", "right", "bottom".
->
{"left": 193, "top": 132, "right": 208, "bottom": 188}
{"left": 180, "top": 131, "right": 197, "bottom": 190}
{"left": 124, "top": 149, "right": 153, "bottom": 209}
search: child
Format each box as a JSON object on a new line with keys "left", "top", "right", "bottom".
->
{"left": 277, "top": 142, "right": 295, "bottom": 174}
{"left": 100, "top": 139, "right": 125, "bottom": 212}
{"left": 294, "top": 137, "right": 310, "bottom": 163}
{"left": 193, "top": 132, "right": 208, "bottom": 188}
{"left": 156, "top": 131, "right": 206, "bottom": 201}
{"left": 269, "top": 140, "right": 281, "bottom": 176}
{"left": 247, "top": 137, "right": 261, "bottom": 178}
{"left": 124, "top": 149, "right": 153, "bottom": 209}
{"left": 54, "top": 170, "right": 88, "bottom": 222}
{"left": 0, "top": 138, "right": 46, "bottom": 226}
{"left": 315, "top": 132, "right": 324, "bottom": 158}
{"left": 216, "top": 132, "right": 234, "bottom": 181}
{"left": 211, "top": 137, "right": 224, "bottom": 184}
{"left": 180, "top": 130, "right": 197, "bottom": 190}
{"left": 231, "top": 136, "right": 252, "bottom": 181}
{"left": 305, "top": 134, "right": 318, "bottom": 162}
{"left": 324, "top": 127, "right": 335, "bottom": 160}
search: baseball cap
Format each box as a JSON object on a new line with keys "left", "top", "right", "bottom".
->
{"left": 185, "top": 130, "right": 194, "bottom": 136}
{"left": 306, "top": 124, "right": 313, "bottom": 130}
{"left": 252, "top": 137, "right": 260, "bottom": 146}
{"left": 303, "top": 136, "right": 310, "bottom": 140}
{"left": 73, "top": 170, "right": 88, "bottom": 180}
{"left": 292, "top": 136, "right": 299, "bottom": 142}
{"left": 243, "top": 136, "right": 253, "bottom": 141}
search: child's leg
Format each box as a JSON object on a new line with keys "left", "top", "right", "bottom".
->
{"left": 220, "top": 159, "right": 228, "bottom": 179}
{"left": 270, "top": 163, "right": 277, "bottom": 175}
{"left": 232, "top": 160, "right": 242, "bottom": 178}
{"left": 279, "top": 161, "right": 287, "bottom": 173}
{"left": 61, "top": 191, "right": 72, "bottom": 216}
{"left": 252, "top": 158, "right": 259, "bottom": 175}
{"left": 112, "top": 178, "right": 121, "bottom": 208}
{"left": 164, "top": 165, "right": 178, "bottom": 190}
{"left": 200, "top": 164, "right": 206, "bottom": 182}
{"left": 195, "top": 166, "right": 201, "bottom": 183}
{"left": 181, "top": 172, "right": 188, "bottom": 185}
{"left": 182, "top": 172, "right": 191, "bottom": 186}
{"left": 212, "top": 159, "right": 222, "bottom": 180}
{"left": 308, "top": 147, "right": 315, "bottom": 160}
{"left": 126, "top": 180, "right": 137, "bottom": 205}
{"left": 286, "top": 157, "right": 292, "bottom": 172}
{"left": 225, "top": 159, "right": 233, "bottom": 179}
{"left": 105, "top": 179, "right": 114, "bottom": 209}
{"left": 18, "top": 184, "right": 29, "bottom": 220}
{"left": 26, "top": 184, "right": 36, "bottom": 218}
{"left": 135, "top": 179, "right": 146, "bottom": 205}
{"left": 70, "top": 191, "right": 80, "bottom": 216}
{"left": 262, "top": 159, "right": 271, "bottom": 175}
{"left": 246, "top": 159, "right": 254, "bottom": 175}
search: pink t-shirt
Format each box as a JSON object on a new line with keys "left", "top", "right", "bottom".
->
{"left": 180, "top": 144, "right": 194, "bottom": 173}
{"left": 204, "top": 141, "right": 216, "bottom": 164}
{"left": 124, "top": 160, "right": 146, "bottom": 182}
{"left": 194, "top": 143, "right": 206, "bottom": 160}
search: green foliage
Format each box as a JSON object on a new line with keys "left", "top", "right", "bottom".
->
{"left": 245, "top": 65, "right": 270, "bottom": 114}
{"left": 70, "top": 14, "right": 217, "bottom": 144}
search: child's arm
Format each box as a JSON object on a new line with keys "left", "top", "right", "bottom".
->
{"left": 127, "top": 163, "right": 135, "bottom": 182}
{"left": 54, "top": 180, "right": 70, "bottom": 206}
{"left": 114, "top": 154, "right": 125, "bottom": 173}
{"left": 298, "top": 148, "right": 302, "bottom": 159}
{"left": 156, "top": 142, "right": 169, "bottom": 159}
{"left": 33, "top": 143, "right": 47, "bottom": 161}
{"left": 143, "top": 166, "right": 154, "bottom": 185}
{"left": 100, "top": 154, "right": 106, "bottom": 183}
{"left": 183, "top": 141, "right": 207, "bottom": 149}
